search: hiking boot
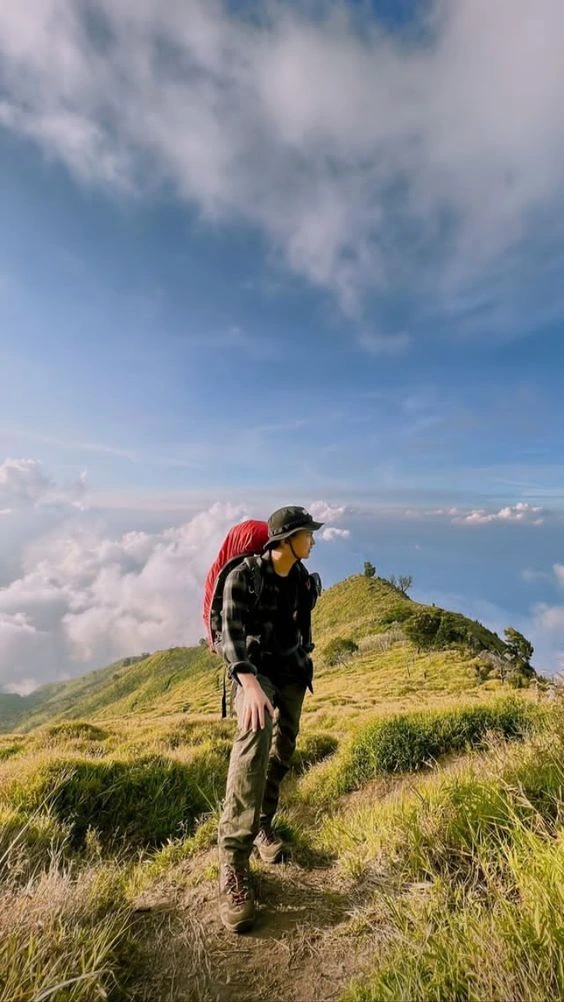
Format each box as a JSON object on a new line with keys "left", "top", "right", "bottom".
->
{"left": 218, "top": 863, "right": 256, "bottom": 933}
{"left": 253, "top": 825, "right": 286, "bottom": 864}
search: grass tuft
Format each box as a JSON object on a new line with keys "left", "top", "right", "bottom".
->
{"left": 301, "top": 698, "right": 532, "bottom": 804}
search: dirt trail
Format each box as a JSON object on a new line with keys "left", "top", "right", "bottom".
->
{"left": 129, "top": 846, "right": 382, "bottom": 1002}
{"left": 127, "top": 756, "right": 476, "bottom": 1001}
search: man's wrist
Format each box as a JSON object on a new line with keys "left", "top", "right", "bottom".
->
{"left": 237, "top": 672, "right": 260, "bottom": 689}
{"left": 230, "top": 661, "right": 258, "bottom": 685}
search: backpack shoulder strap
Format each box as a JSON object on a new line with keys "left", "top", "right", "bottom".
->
{"left": 242, "top": 555, "right": 264, "bottom": 607}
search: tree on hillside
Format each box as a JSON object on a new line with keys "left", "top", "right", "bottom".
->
{"left": 503, "top": 627, "right": 535, "bottom": 682}
{"left": 388, "top": 574, "right": 413, "bottom": 595}
{"left": 503, "top": 627, "right": 534, "bottom": 667}
{"left": 322, "top": 636, "right": 359, "bottom": 666}
{"left": 403, "top": 608, "right": 442, "bottom": 650}
{"left": 363, "top": 561, "right": 376, "bottom": 578}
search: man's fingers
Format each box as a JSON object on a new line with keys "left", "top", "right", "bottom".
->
{"left": 243, "top": 693, "right": 274, "bottom": 731}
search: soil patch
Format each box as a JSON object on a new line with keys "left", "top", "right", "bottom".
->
{"left": 129, "top": 852, "right": 381, "bottom": 1002}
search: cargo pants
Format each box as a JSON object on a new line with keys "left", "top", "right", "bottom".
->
{"left": 217, "top": 673, "right": 306, "bottom": 866}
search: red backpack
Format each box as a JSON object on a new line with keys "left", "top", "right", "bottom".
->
{"left": 203, "top": 519, "right": 270, "bottom": 651}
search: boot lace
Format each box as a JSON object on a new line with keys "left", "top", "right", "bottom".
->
{"left": 222, "top": 865, "right": 251, "bottom": 906}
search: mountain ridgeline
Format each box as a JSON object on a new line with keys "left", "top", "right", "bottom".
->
{"left": 0, "top": 574, "right": 534, "bottom": 733}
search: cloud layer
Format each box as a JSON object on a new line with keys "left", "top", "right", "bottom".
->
{"left": 0, "top": 490, "right": 349, "bottom": 691}
{"left": 1, "top": 0, "right": 564, "bottom": 310}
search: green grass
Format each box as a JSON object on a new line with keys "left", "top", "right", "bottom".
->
{"left": 327, "top": 710, "right": 564, "bottom": 1002}
{"left": 343, "top": 825, "right": 564, "bottom": 1002}
{"left": 3, "top": 741, "right": 232, "bottom": 851}
{"left": 0, "top": 859, "right": 138, "bottom": 1002}
{"left": 300, "top": 698, "right": 533, "bottom": 804}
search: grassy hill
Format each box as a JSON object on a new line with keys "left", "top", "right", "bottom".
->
{"left": 0, "top": 574, "right": 560, "bottom": 1002}
{"left": 0, "top": 574, "right": 521, "bottom": 734}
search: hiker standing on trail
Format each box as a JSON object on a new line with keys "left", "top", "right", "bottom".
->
{"left": 215, "top": 506, "right": 323, "bottom": 933}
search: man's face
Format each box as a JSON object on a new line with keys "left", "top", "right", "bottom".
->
{"left": 288, "top": 529, "right": 315, "bottom": 559}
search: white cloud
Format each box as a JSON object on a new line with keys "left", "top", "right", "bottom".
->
{"left": 0, "top": 501, "right": 248, "bottom": 688}
{"left": 0, "top": 458, "right": 53, "bottom": 507}
{"left": 1, "top": 1, "right": 564, "bottom": 311}
{"left": 309, "top": 501, "right": 348, "bottom": 523}
{"left": 0, "top": 611, "right": 47, "bottom": 691}
{"left": 454, "top": 503, "right": 545, "bottom": 525}
{"left": 528, "top": 575, "right": 564, "bottom": 674}
{"left": 425, "top": 507, "right": 461, "bottom": 517}
{"left": 403, "top": 503, "right": 545, "bottom": 525}
{"left": 534, "top": 603, "right": 564, "bottom": 631}
{"left": 320, "top": 527, "right": 350, "bottom": 541}
{"left": 0, "top": 458, "right": 87, "bottom": 512}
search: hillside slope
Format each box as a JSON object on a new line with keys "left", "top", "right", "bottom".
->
{"left": 1, "top": 575, "right": 517, "bottom": 733}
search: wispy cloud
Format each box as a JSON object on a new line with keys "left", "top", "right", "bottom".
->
{"left": 405, "top": 502, "right": 547, "bottom": 525}
{"left": 187, "top": 326, "right": 283, "bottom": 361}
{"left": 5, "top": 427, "right": 138, "bottom": 462}
{"left": 521, "top": 568, "right": 552, "bottom": 583}
{"left": 1, "top": 1, "right": 564, "bottom": 316}
{"left": 357, "top": 332, "right": 412, "bottom": 355}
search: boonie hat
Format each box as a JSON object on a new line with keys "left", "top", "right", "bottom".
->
{"left": 264, "top": 506, "right": 324, "bottom": 547}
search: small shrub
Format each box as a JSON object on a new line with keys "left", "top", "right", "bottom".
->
{"left": 322, "top": 637, "right": 359, "bottom": 666}
{"left": 378, "top": 604, "right": 414, "bottom": 626}
{"left": 358, "top": 628, "right": 406, "bottom": 654}
{"left": 404, "top": 608, "right": 442, "bottom": 649}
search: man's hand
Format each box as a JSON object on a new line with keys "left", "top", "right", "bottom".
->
{"left": 238, "top": 674, "right": 274, "bottom": 731}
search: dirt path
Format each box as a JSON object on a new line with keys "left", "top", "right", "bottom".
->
{"left": 127, "top": 757, "right": 476, "bottom": 1001}
{"left": 129, "top": 846, "right": 382, "bottom": 1002}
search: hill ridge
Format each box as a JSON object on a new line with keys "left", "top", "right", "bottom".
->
{"left": 0, "top": 573, "right": 527, "bottom": 733}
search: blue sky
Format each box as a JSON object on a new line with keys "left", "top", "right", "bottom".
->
{"left": 1, "top": 0, "right": 564, "bottom": 690}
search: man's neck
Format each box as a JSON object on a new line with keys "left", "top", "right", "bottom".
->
{"left": 268, "top": 547, "right": 298, "bottom": 578}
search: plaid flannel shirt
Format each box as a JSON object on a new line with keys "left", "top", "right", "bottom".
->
{"left": 220, "top": 552, "right": 316, "bottom": 689}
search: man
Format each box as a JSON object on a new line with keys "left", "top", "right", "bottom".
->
{"left": 217, "top": 506, "right": 323, "bottom": 933}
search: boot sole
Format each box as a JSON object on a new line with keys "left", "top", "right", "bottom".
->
{"left": 220, "top": 914, "right": 255, "bottom": 934}
{"left": 252, "top": 845, "right": 288, "bottom": 864}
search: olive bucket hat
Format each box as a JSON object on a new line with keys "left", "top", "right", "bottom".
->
{"left": 264, "top": 506, "right": 324, "bottom": 548}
